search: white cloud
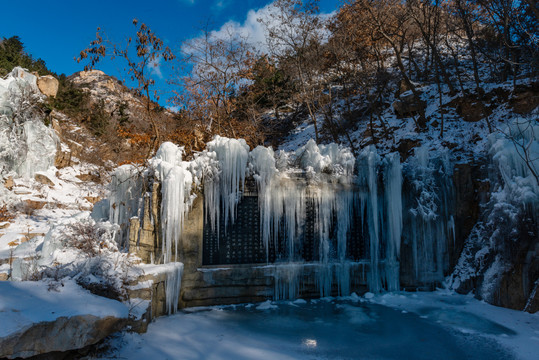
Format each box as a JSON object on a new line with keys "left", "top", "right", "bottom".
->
{"left": 205, "top": 2, "right": 335, "bottom": 55}
{"left": 149, "top": 56, "right": 163, "bottom": 79}
{"left": 208, "top": 3, "right": 274, "bottom": 53}
{"left": 167, "top": 105, "right": 181, "bottom": 113}
{"left": 212, "top": 0, "right": 231, "bottom": 11}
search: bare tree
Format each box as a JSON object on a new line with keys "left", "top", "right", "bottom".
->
{"left": 354, "top": 0, "right": 428, "bottom": 129}
{"left": 498, "top": 116, "right": 539, "bottom": 186}
{"left": 77, "top": 19, "right": 175, "bottom": 155}
{"left": 259, "top": 0, "right": 328, "bottom": 142}
{"left": 173, "top": 23, "right": 258, "bottom": 141}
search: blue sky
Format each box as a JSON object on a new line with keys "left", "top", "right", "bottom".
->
{"left": 0, "top": 0, "right": 340, "bottom": 74}
{"left": 0, "top": 0, "right": 339, "bottom": 104}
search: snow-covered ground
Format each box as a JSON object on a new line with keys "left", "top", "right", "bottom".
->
{"left": 96, "top": 291, "right": 538, "bottom": 360}
{"left": 0, "top": 279, "right": 128, "bottom": 338}
{"left": 0, "top": 163, "right": 108, "bottom": 277}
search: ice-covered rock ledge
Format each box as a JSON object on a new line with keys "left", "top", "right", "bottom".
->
{"left": 0, "top": 279, "right": 129, "bottom": 359}
{"left": 126, "top": 262, "right": 184, "bottom": 332}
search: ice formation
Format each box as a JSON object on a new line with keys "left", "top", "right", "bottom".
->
{"left": 153, "top": 143, "right": 193, "bottom": 263}
{"left": 108, "top": 135, "right": 460, "bottom": 303}
{"left": 404, "top": 146, "right": 454, "bottom": 285}
{"left": 448, "top": 115, "right": 539, "bottom": 298}
{"left": 109, "top": 165, "right": 143, "bottom": 248}
{"left": 164, "top": 262, "right": 184, "bottom": 315}
{"left": 204, "top": 136, "right": 249, "bottom": 236}
{"left": 490, "top": 116, "right": 539, "bottom": 202}
{"left": 107, "top": 143, "right": 196, "bottom": 313}
{"left": 0, "top": 67, "right": 57, "bottom": 179}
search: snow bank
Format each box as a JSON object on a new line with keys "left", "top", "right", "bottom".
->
{"left": 0, "top": 279, "right": 128, "bottom": 338}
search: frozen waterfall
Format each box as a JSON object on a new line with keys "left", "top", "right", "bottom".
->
{"left": 108, "top": 136, "right": 458, "bottom": 303}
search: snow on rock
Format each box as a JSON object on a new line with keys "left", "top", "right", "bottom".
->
{"left": 0, "top": 279, "right": 128, "bottom": 337}
{"left": 448, "top": 114, "right": 539, "bottom": 305}
{"left": 0, "top": 279, "right": 128, "bottom": 359}
{"left": 256, "top": 300, "right": 278, "bottom": 310}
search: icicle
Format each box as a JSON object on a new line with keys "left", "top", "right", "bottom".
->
{"left": 250, "top": 146, "right": 280, "bottom": 260}
{"left": 336, "top": 189, "right": 354, "bottom": 262}
{"left": 205, "top": 136, "right": 249, "bottom": 235}
{"left": 273, "top": 263, "right": 302, "bottom": 300}
{"left": 448, "top": 215, "right": 455, "bottom": 245}
{"left": 383, "top": 152, "right": 402, "bottom": 291}
{"left": 405, "top": 145, "right": 455, "bottom": 285}
{"left": 357, "top": 145, "right": 381, "bottom": 293}
{"left": 154, "top": 142, "right": 193, "bottom": 263}
{"left": 335, "top": 262, "right": 351, "bottom": 296}
{"left": 316, "top": 264, "right": 333, "bottom": 298}
{"left": 165, "top": 263, "right": 184, "bottom": 315}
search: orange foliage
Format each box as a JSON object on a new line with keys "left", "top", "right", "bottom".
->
{"left": 0, "top": 205, "right": 14, "bottom": 222}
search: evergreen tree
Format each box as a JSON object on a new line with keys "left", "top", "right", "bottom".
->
{"left": 0, "top": 35, "right": 52, "bottom": 76}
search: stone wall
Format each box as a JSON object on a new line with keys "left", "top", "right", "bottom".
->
{"left": 129, "top": 182, "right": 161, "bottom": 264}
{"left": 127, "top": 187, "right": 369, "bottom": 309}
{"left": 126, "top": 161, "right": 537, "bottom": 313}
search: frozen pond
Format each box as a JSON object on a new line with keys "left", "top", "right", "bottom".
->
{"left": 99, "top": 292, "right": 539, "bottom": 360}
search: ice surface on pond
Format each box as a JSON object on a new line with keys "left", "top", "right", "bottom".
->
{"left": 102, "top": 293, "right": 532, "bottom": 360}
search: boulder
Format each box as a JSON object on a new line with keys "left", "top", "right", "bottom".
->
{"left": 36, "top": 75, "right": 59, "bottom": 98}
{"left": 54, "top": 147, "right": 72, "bottom": 169}
{"left": 84, "top": 196, "right": 101, "bottom": 205}
{"left": 24, "top": 199, "right": 47, "bottom": 209}
{"left": 35, "top": 173, "right": 55, "bottom": 187}
{"left": 396, "top": 79, "right": 422, "bottom": 97}
{"left": 3, "top": 176, "right": 14, "bottom": 190}
{"left": 76, "top": 172, "right": 101, "bottom": 183}
{"left": 392, "top": 91, "right": 426, "bottom": 117}
{"left": 0, "top": 280, "right": 129, "bottom": 358}
{"left": 0, "top": 315, "right": 126, "bottom": 359}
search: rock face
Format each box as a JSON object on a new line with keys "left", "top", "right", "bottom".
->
{"left": 129, "top": 182, "right": 161, "bottom": 263}
{"left": 0, "top": 315, "right": 126, "bottom": 359}
{"left": 37, "top": 75, "right": 59, "bottom": 98}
